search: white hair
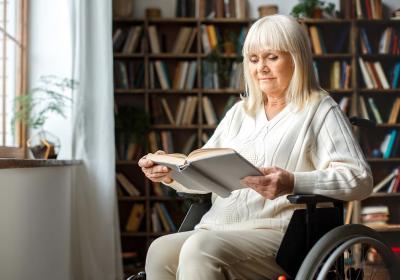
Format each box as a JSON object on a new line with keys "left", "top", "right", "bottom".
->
{"left": 241, "top": 14, "right": 324, "bottom": 116}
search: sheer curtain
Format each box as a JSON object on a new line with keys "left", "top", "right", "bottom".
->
{"left": 70, "top": 0, "right": 122, "bottom": 279}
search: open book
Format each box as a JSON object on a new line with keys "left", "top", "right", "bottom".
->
{"left": 146, "top": 148, "right": 263, "bottom": 197}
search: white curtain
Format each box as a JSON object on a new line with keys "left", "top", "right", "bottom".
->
{"left": 70, "top": 0, "right": 123, "bottom": 279}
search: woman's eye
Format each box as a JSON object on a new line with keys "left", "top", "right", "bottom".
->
{"left": 250, "top": 57, "right": 258, "bottom": 63}
{"left": 268, "top": 56, "right": 278, "bottom": 60}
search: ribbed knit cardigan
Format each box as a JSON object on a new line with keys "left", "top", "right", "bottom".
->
{"left": 167, "top": 94, "right": 373, "bottom": 232}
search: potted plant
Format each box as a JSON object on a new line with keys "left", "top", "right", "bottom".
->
{"left": 13, "top": 75, "right": 78, "bottom": 159}
{"left": 291, "top": 0, "right": 335, "bottom": 19}
{"left": 115, "top": 106, "right": 150, "bottom": 160}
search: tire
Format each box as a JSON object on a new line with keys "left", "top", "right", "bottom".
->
{"left": 295, "top": 224, "right": 400, "bottom": 280}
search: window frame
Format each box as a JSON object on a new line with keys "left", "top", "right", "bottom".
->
{"left": 0, "top": 0, "right": 28, "bottom": 158}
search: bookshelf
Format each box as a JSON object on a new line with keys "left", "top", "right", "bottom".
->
{"left": 113, "top": 3, "right": 400, "bottom": 275}
{"left": 113, "top": 10, "right": 251, "bottom": 274}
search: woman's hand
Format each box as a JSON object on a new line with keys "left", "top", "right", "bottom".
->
{"left": 240, "top": 166, "right": 294, "bottom": 199}
{"left": 138, "top": 150, "right": 173, "bottom": 184}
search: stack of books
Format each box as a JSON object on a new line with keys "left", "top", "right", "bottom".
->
{"left": 361, "top": 205, "right": 389, "bottom": 229}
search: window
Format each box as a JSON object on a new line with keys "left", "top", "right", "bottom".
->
{"left": 0, "top": 0, "right": 27, "bottom": 157}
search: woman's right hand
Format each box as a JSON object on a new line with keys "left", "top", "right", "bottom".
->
{"left": 138, "top": 150, "right": 173, "bottom": 184}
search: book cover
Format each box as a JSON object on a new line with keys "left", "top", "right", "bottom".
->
{"left": 147, "top": 148, "right": 263, "bottom": 197}
{"left": 125, "top": 204, "right": 145, "bottom": 232}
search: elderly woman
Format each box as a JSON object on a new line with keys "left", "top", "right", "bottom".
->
{"left": 138, "top": 15, "right": 372, "bottom": 280}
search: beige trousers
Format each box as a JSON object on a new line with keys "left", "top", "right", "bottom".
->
{"left": 145, "top": 229, "right": 287, "bottom": 280}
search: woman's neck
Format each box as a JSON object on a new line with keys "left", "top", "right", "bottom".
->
{"left": 263, "top": 94, "right": 287, "bottom": 120}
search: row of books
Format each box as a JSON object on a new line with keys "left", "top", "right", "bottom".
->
{"left": 378, "top": 130, "right": 400, "bottom": 159}
{"left": 307, "top": 25, "right": 349, "bottom": 54}
{"left": 359, "top": 96, "right": 400, "bottom": 124}
{"left": 355, "top": 0, "right": 383, "bottom": 20}
{"left": 373, "top": 167, "right": 400, "bottom": 193}
{"left": 124, "top": 202, "right": 178, "bottom": 233}
{"left": 358, "top": 58, "right": 400, "bottom": 89}
{"left": 148, "top": 25, "right": 197, "bottom": 55}
{"left": 201, "top": 24, "right": 247, "bottom": 55}
{"left": 151, "top": 61, "right": 197, "bottom": 90}
{"left": 329, "top": 61, "right": 351, "bottom": 90}
{"left": 360, "top": 27, "right": 400, "bottom": 55}
{"left": 152, "top": 95, "right": 237, "bottom": 126}
{"left": 116, "top": 140, "right": 142, "bottom": 161}
{"left": 113, "top": 26, "right": 144, "bottom": 53}
{"left": 114, "top": 61, "right": 144, "bottom": 89}
{"left": 151, "top": 203, "right": 177, "bottom": 233}
{"left": 177, "top": 0, "right": 248, "bottom": 19}
{"left": 125, "top": 202, "right": 177, "bottom": 233}
{"left": 202, "top": 60, "right": 244, "bottom": 89}
{"left": 148, "top": 131, "right": 210, "bottom": 156}
{"left": 117, "top": 173, "right": 142, "bottom": 197}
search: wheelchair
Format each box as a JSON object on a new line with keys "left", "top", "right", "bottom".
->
{"left": 128, "top": 117, "right": 400, "bottom": 280}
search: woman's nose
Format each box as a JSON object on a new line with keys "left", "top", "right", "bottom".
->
{"left": 257, "top": 60, "right": 269, "bottom": 72}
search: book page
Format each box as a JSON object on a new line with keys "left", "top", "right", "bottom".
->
{"left": 147, "top": 153, "right": 187, "bottom": 166}
{"left": 189, "top": 150, "right": 263, "bottom": 193}
{"left": 187, "top": 148, "right": 235, "bottom": 161}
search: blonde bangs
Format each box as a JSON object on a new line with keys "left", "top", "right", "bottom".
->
{"left": 243, "top": 18, "right": 291, "bottom": 58}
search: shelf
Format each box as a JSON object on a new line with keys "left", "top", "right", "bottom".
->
{"left": 369, "top": 192, "right": 400, "bottom": 198}
{"left": 360, "top": 54, "right": 400, "bottom": 60}
{"left": 148, "top": 89, "right": 201, "bottom": 94}
{"left": 365, "top": 224, "right": 400, "bottom": 232}
{"left": 118, "top": 196, "right": 147, "bottom": 202}
{"left": 202, "top": 89, "right": 243, "bottom": 94}
{"left": 200, "top": 53, "right": 242, "bottom": 59}
{"left": 356, "top": 19, "right": 400, "bottom": 25}
{"left": 114, "top": 53, "right": 145, "bottom": 58}
{"left": 367, "top": 158, "right": 400, "bottom": 163}
{"left": 375, "top": 124, "right": 400, "bottom": 128}
{"left": 326, "top": 89, "right": 353, "bottom": 94}
{"left": 113, "top": 17, "right": 144, "bottom": 23}
{"left": 149, "top": 196, "right": 185, "bottom": 201}
{"left": 201, "top": 18, "right": 251, "bottom": 24}
{"left": 116, "top": 160, "right": 139, "bottom": 165}
{"left": 312, "top": 54, "right": 352, "bottom": 59}
{"left": 121, "top": 232, "right": 148, "bottom": 237}
{"left": 151, "top": 124, "right": 199, "bottom": 130}
{"left": 359, "top": 89, "right": 400, "bottom": 95}
{"left": 148, "top": 53, "right": 198, "bottom": 59}
{"left": 115, "top": 89, "right": 145, "bottom": 95}
{"left": 301, "top": 19, "right": 352, "bottom": 24}
{"left": 148, "top": 17, "right": 197, "bottom": 24}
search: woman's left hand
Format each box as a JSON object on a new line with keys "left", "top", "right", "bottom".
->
{"left": 240, "top": 166, "right": 294, "bottom": 199}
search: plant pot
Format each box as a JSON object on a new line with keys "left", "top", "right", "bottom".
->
{"left": 223, "top": 42, "right": 236, "bottom": 55}
{"left": 312, "top": 7, "right": 323, "bottom": 18}
{"left": 27, "top": 131, "right": 60, "bottom": 159}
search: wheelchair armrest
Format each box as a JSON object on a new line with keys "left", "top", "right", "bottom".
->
{"left": 177, "top": 192, "right": 212, "bottom": 203}
{"left": 287, "top": 194, "right": 343, "bottom": 205}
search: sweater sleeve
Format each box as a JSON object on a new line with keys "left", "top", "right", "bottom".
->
{"left": 293, "top": 105, "right": 373, "bottom": 201}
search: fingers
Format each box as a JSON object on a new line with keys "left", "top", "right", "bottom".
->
{"left": 241, "top": 175, "right": 270, "bottom": 187}
{"left": 259, "top": 166, "right": 279, "bottom": 175}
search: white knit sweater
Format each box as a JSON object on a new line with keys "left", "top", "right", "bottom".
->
{"left": 167, "top": 94, "right": 373, "bottom": 232}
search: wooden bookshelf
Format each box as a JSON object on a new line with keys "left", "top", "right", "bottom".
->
{"left": 113, "top": 3, "right": 400, "bottom": 274}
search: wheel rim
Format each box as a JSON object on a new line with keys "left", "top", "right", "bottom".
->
{"left": 316, "top": 236, "right": 393, "bottom": 280}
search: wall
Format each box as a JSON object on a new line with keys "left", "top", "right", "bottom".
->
{"left": 0, "top": 166, "right": 73, "bottom": 280}
{"left": 133, "top": 0, "right": 399, "bottom": 18}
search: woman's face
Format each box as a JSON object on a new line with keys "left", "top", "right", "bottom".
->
{"left": 248, "top": 50, "right": 294, "bottom": 96}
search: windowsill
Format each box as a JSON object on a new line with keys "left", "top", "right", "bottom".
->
{"left": 0, "top": 159, "right": 82, "bottom": 169}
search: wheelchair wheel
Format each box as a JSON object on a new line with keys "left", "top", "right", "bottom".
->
{"left": 296, "top": 224, "right": 400, "bottom": 280}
